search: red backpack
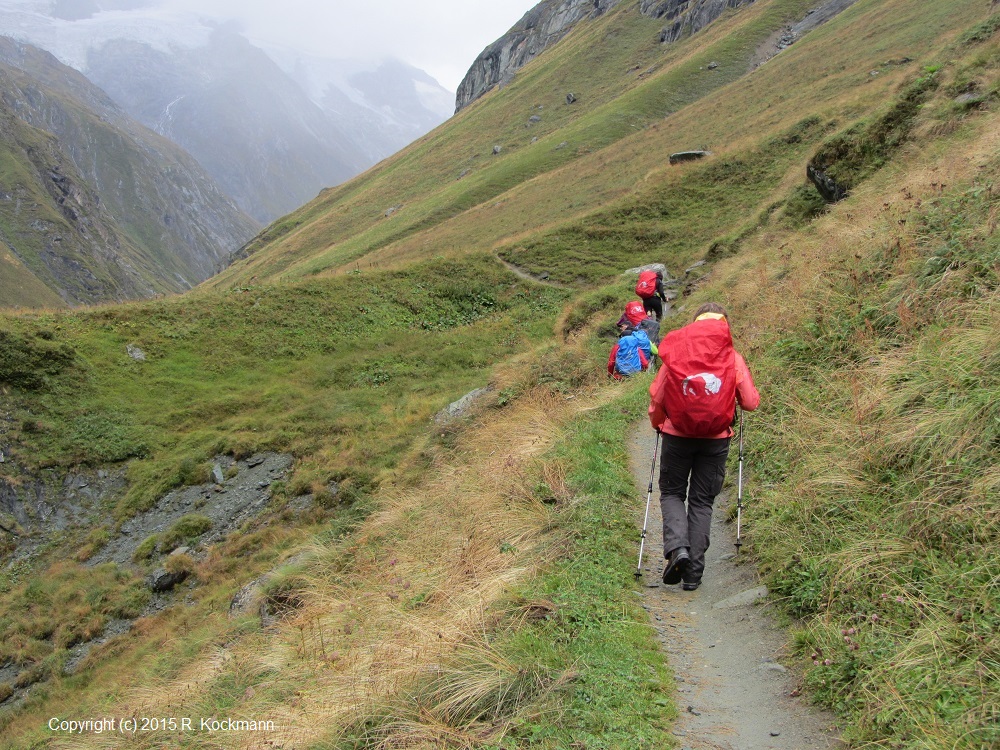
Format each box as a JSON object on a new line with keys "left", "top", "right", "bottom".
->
{"left": 635, "top": 270, "right": 658, "bottom": 298}
{"left": 623, "top": 300, "right": 646, "bottom": 326}
{"left": 651, "top": 317, "right": 736, "bottom": 436}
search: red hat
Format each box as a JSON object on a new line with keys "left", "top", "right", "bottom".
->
{"left": 623, "top": 300, "right": 646, "bottom": 326}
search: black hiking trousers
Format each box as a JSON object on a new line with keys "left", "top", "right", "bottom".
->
{"left": 659, "top": 433, "right": 731, "bottom": 585}
{"left": 642, "top": 295, "right": 663, "bottom": 321}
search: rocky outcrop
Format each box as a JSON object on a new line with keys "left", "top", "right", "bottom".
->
{"left": 455, "top": 0, "right": 624, "bottom": 112}
{"left": 640, "top": 0, "right": 757, "bottom": 44}
{"left": 455, "top": 0, "right": 761, "bottom": 113}
{"left": 806, "top": 164, "right": 848, "bottom": 203}
{"left": 669, "top": 150, "right": 711, "bottom": 164}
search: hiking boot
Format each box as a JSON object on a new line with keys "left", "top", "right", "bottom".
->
{"left": 662, "top": 548, "right": 690, "bottom": 585}
{"left": 682, "top": 580, "right": 701, "bottom": 591}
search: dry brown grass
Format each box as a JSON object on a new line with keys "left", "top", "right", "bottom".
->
{"left": 56, "top": 388, "right": 583, "bottom": 749}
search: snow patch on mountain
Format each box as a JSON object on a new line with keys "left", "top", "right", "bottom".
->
{"left": 0, "top": 2, "right": 211, "bottom": 70}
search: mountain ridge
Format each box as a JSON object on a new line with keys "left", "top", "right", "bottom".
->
{"left": 455, "top": 0, "right": 769, "bottom": 111}
{"left": 0, "top": 35, "right": 259, "bottom": 306}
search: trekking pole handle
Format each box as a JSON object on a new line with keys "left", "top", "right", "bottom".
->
{"left": 738, "top": 406, "right": 744, "bottom": 462}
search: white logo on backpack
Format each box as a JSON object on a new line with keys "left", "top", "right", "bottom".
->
{"left": 682, "top": 373, "right": 723, "bottom": 396}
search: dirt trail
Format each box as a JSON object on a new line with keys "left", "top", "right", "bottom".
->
{"left": 629, "top": 425, "right": 846, "bottom": 750}
{"left": 495, "top": 254, "right": 569, "bottom": 286}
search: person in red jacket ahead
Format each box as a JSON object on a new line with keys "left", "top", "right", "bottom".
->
{"left": 648, "top": 302, "right": 760, "bottom": 591}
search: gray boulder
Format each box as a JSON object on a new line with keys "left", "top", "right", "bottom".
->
{"left": 625, "top": 262, "right": 670, "bottom": 279}
{"left": 669, "top": 150, "right": 711, "bottom": 165}
{"left": 147, "top": 568, "right": 189, "bottom": 593}
{"left": 435, "top": 387, "right": 491, "bottom": 423}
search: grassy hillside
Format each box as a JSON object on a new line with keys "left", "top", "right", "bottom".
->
{"left": 2, "top": 1, "right": 1000, "bottom": 748}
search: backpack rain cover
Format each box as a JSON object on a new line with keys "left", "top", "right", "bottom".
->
{"left": 652, "top": 318, "right": 736, "bottom": 436}
{"left": 635, "top": 270, "right": 658, "bottom": 298}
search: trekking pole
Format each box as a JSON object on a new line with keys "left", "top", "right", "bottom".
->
{"left": 635, "top": 431, "right": 661, "bottom": 579}
{"left": 735, "top": 408, "right": 745, "bottom": 553}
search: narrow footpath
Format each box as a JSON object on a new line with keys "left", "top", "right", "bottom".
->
{"left": 630, "top": 424, "right": 846, "bottom": 750}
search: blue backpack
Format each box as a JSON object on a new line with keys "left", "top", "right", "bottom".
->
{"left": 615, "top": 332, "right": 645, "bottom": 376}
{"left": 632, "top": 328, "right": 652, "bottom": 359}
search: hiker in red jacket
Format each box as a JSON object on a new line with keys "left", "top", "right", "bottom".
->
{"left": 648, "top": 302, "right": 759, "bottom": 590}
{"left": 635, "top": 269, "right": 669, "bottom": 321}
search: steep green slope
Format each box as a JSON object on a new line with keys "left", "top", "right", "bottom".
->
{"left": 210, "top": 0, "right": 982, "bottom": 289}
{"left": 0, "top": 38, "right": 258, "bottom": 307}
{"left": 2, "top": 1, "right": 1000, "bottom": 748}
{"left": 0, "top": 101, "right": 163, "bottom": 306}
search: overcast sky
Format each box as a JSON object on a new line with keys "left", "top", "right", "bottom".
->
{"left": 157, "top": 0, "right": 541, "bottom": 91}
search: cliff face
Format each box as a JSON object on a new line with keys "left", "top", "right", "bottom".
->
{"left": 0, "top": 97, "right": 159, "bottom": 306}
{"left": 455, "top": 0, "right": 625, "bottom": 113}
{"left": 640, "top": 0, "right": 757, "bottom": 43}
{"left": 455, "top": 0, "right": 758, "bottom": 112}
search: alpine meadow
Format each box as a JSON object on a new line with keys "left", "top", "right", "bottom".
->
{"left": 1, "top": 1, "right": 999, "bottom": 748}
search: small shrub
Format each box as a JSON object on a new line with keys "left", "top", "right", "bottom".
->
{"left": 771, "top": 557, "right": 828, "bottom": 617}
{"left": 132, "top": 534, "right": 160, "bottom": 562}
{"left": 0, "top": 330, "right": 76, "bottom": 390}
{"left": 159, "top": 515, "right": 213, "bottom": 553}
{"left": 177, "top": 458, "right": 212, "bottom": 486}
{"left": 260, "top": 569, "right": 306, "bottom": 617}
{"left": 164, "top": 552, "right": 196, "bottom": 578}
{"left": 75, "top": 526, "right": 112, "bottom": 562}
{"left": 67, "top": 412, "right": 149, "bottom": 464}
